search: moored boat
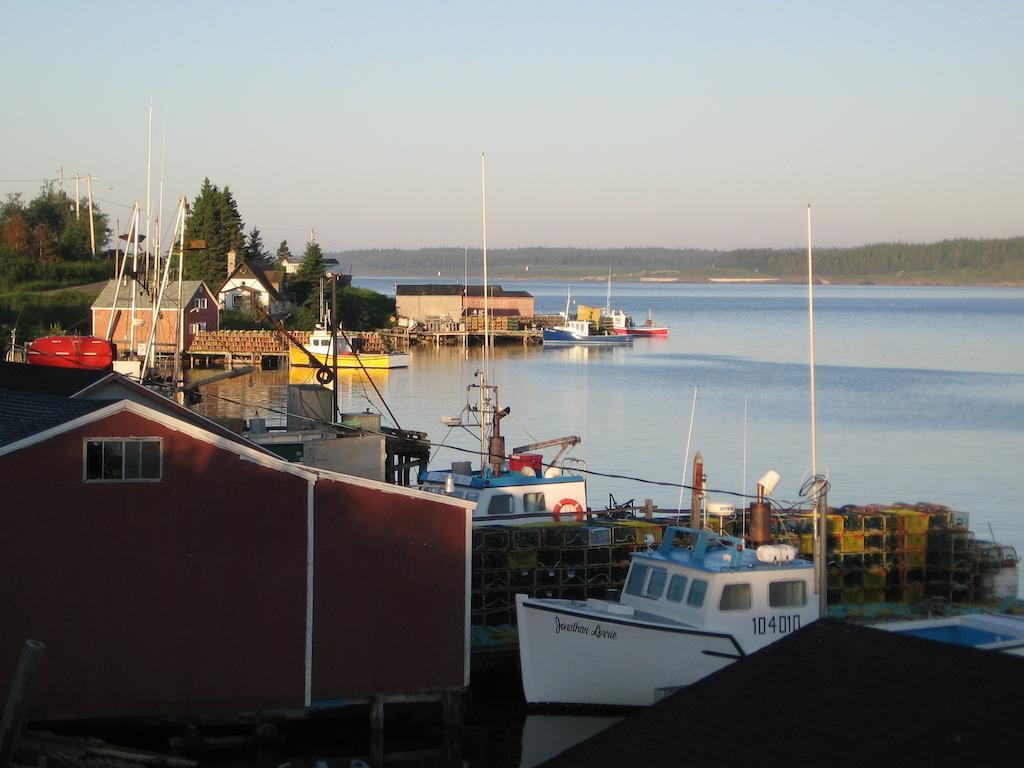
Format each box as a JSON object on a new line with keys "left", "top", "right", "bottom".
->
{"left": 26, "top": 336, "right": 117, "bottom": 370}
{"left": 416, "top": 372, "right": 590, "bottom": 526}
{"left": 515, "top": 526, "right": 819, "bottom": 706}
{"left": 289, "top": 328, "right": 409, "bottom": 369}
{"left": 542, "top": 320, "right": 633, "bottom": 346}
{"left": 609, "top": 308, "right": 669, "bottom": 336}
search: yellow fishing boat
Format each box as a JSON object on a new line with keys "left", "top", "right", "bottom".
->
{"left": 289, "top": 329, "right": 410, "bottom": 370}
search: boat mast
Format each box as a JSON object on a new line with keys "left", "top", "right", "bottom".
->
{"left": 143, "top": 197, "right": 187, "bottom": 376}
{"left": 479, "top": 153, "right": 492, "bottom": 468}
{"left": 171, "top": 196, "right": 186, "bottom": 401}
{"left": 481, "top": 153, "right": 492, "bottom": 373}
{"left": 605, "top": 268, "right": 611, "bottom": 316}
{"left": 106, "top": 204, "right": 139, "bottom": 342}
{"left": 675, "top": 386, "right": 698, "bottom": 522}
{"left": 145, "top": 100, "right": 153, "bottom": 285}
{"left": 807, "top": 203, "right": 827, "bottom": 616}
{"left": 129, "top": 205, "right": 142, "bottom": 357}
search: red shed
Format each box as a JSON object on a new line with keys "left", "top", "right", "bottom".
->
{"left": 0, "top": 392, "right": 471, "bottom": 722}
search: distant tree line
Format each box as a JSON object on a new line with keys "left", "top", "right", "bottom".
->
{"left": 331, "top": 239, "right": 1024, "bottom": 283}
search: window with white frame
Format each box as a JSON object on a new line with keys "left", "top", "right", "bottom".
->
{"left": 189, "top": 321, "right": 207, "bottom": 334}
{"left": 194, "top": 297, "right": 208, "bottom": 310}
{"left": 85, "top": 438, "right": 162, "bottom": 481}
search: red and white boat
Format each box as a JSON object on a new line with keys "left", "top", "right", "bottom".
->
{"left": 609, "top": 309, "right": 669, "bottom": 337}
{"left": 26, "top": 336, "right": 117, "bottom": 370}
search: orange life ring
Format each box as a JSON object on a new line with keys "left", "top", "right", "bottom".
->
{"left": 552, "top": 498, "right": 585, "bottom": 523}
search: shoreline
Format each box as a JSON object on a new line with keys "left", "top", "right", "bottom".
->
{"left": 356, "top": 274, "right": 1024, "bottom": 288}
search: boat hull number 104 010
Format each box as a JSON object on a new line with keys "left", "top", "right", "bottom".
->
{"left": 752, "top": 614, "right": 801, "bottom": 636}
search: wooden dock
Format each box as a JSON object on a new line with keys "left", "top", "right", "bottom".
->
{"left": 185, "top": 329, "right": 408, "bottom": 367}
{"left": 405, "top": 315, "right": 560, "bottom": 346}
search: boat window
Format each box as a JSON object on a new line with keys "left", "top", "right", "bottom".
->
{"left": 625, "top": 564, "right": 649, "bottom": 597}
{"left": 465, "top": 492, "right": 479, "bottom": 502}
{"left": 85, "top": 438, "right": 162, "bottom": 482}
{"left": 523, "top": 493, "right": 545, "bottom": 513}
{"left": 644, "top": 567, "right": 668, "bottom": 599}
{"left": 686, "top": 579, "right": 708, "bottom": 608}
{"left": 769, "top": 580, "right": 807, "bottom": 607}
{"left": 667, "top": 574, "right": 689, "bottom": 603}
{"left": 719, "top": 583, "right": 752, "bottom": 611}
{"left": 485, "top": 494, "right": 515, "bottom": 516}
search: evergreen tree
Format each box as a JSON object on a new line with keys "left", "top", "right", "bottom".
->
{"left": 290, "top": 240, "right": 326, "bottom": 307}
{"left": 274, "top": 240, "right": 292, "bottom": 268}
{"left": 243, "top": 226, "right": 269, "bottom": 264}
{"left": 184, "top": 178, "right": 247, "bottom": 287}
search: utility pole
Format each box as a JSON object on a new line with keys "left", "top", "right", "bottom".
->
{"left": 74, "top": 174, "right": 81, "bottom": 219}
{"left": 86, "top": 174, "right": 96, "bottom": 256}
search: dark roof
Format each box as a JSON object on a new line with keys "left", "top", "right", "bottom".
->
{"left": 0, "top": 362, "right": 273, "bottom": 454}
{"left": 0, "top": 361, "right": 114, "bottom": 397}
{"left": 91, "top": 279, "right": 210, "bottom": 309}
{"left": 0, "top": 387, "right": 111, "bottom": 447}
{"left": 396, "top": 284, "right": 532, "bottom": 298}
{"left": 542, "top": 619, "right": 1024, "bottom": 768}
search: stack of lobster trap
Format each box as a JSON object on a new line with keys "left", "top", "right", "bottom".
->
{"left": 774, "top": 502, "right": 1019, "bottom": 606}
{"left": 470, "top": 519, "right": 665, "bottom": 629}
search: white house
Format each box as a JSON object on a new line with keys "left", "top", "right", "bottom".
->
{"left": 218, "top": 251, "right": 293, "bottom": 318}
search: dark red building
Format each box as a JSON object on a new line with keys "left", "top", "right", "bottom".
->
{"left": 0, "top": 366, "right": 472, "bottom": 722}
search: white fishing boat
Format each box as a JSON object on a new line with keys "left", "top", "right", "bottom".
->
{"left": 517, "top": 206, "right": 830, "bottom": 708}
{"left": 416, "top": 372, "right": 590, "bottom": 526}
{"left": 515, "top": 526, "right": 820, "bottom": 706}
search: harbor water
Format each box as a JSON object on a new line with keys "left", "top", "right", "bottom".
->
{"left": 192, "top": 279, "right": 1024, "bottom": 576}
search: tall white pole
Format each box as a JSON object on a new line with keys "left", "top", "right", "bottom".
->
{"left": 807, "top": 204, "right": 818, "bottom": 483}
{"left": 742, "top": 394, "right": 748, "bottom": 538}
{"left": 676, "top": 386, "right": 699, "bottom": 521}
{"left": 175, "top": 196, "right": 187, "bottom": 397}
{"left": 481, "top": 153, "right": 491, "bottom": 377}
{"left": 130, "top": 204, "right": 141, "bottom": 356}
{"left": 808, "top": 203, "right": 827, "bottom": 616}
{"left": 86, "top": 174, "right": 96, "bottom": 256}
{"left": 74, "top": 174, "right": 81, "bottom": 219}
{"left": 145, "top": 100, "right": 153, "bottom": 282}
{"left": 156, "top": 121, "right": 166, "bottom": 290}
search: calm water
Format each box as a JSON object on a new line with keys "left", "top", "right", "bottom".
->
{"left": 193, "top": 279, "right": 1024, "bottom": 569}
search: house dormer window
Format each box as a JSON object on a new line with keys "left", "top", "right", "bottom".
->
{"left": 84, "top": 438, "right": 162, "bottom": 481}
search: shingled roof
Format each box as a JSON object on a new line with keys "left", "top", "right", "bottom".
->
{"left": 542, "top": 618, "right": 1024, "bottom": 768}
{"left": 91, "top": 279, "right": 209, "bottom": 309}
{"left": 0, "top": 387, "right": 111, "bottom": 447}
{"left": 0, "top": 361, "right": 114, "bottom": 397}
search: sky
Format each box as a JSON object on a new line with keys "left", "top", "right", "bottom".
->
{"left": 2, "top": 1, "right": 1022, "bottom": 252}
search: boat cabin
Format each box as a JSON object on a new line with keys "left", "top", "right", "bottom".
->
{"left": 611, "top": 527, "right": 818, "bottom": 653}
{"left": 306, "top": 329, "right": 351, "bottom": 357}
{"left": 418, "top": 461, "right": 588, "bottom": 526}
